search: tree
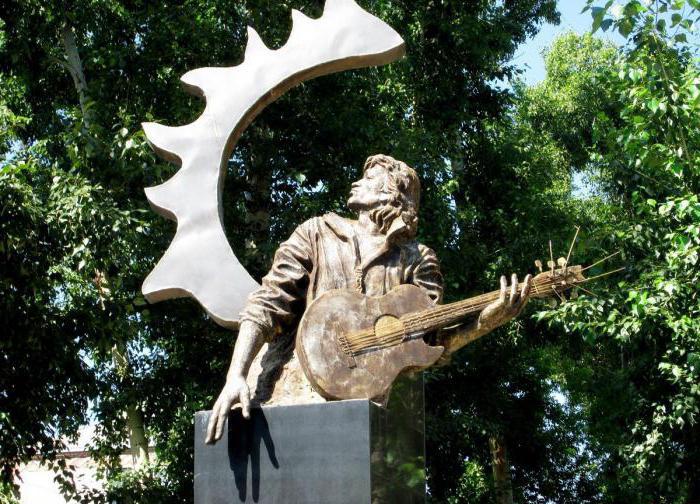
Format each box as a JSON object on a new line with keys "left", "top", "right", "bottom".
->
{"left": 537, "top": 1, "right": 700, "bottom": 501}
{"left": 1, "top": 0, "right": 562, "bottom": 501}
{"left": 424, "top": 34, "right": 615, "bottom": 501}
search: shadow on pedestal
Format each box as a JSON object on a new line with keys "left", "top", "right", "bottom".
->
{"left": 228, "top": 410, "right": 279, "bottom": 502}
{"left": 194, "top": 374, "right": 426, "bottom": 504}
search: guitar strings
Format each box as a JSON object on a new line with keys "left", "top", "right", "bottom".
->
{"left": 346, "top": 278, "right": 556, "bottom": 351}
{"left": 345, "top": 272, "right": 587, "bottom": 353}
{"left": 345, "top": 264, "right": 620, "bottom": 353}
{"left": 348, "top": 284, "right": 542, "bottom": 346}
{"left": 401, "top": 277, "right": 552, "bottom": 330}
{"left": 346, "top": 295, "right": 515, "bottom": 352}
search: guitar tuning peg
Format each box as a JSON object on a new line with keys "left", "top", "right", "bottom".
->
{"left": 534, "top": 259, "right": 543, "bottom": 272}
{"left": 547, "top": 260, "right": 556, "bottom": 271}
{"left": 557, "top": 257, "right": 567, "bottom": 268}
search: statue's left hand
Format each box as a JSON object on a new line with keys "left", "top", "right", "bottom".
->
{"left": 205, "top": 376, "right": 251, "bottom": 445}
{"left": 477, "top": 273, "right": 532, "bottom": 331}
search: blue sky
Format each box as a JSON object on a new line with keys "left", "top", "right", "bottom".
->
{"left": 514, "top": 0, "right": 625, "bottom": 85}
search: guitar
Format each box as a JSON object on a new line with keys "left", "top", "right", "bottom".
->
{"left": 295, "top": 264, "right": 590, "bottom": 401}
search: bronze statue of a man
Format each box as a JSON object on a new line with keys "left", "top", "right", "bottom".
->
{"left": 205, "top": 154, "right": 532, "bottom": 443}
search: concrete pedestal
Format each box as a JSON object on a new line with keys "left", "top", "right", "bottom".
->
{"left": 194, "top": 376, "right": 426, "bottom": 504}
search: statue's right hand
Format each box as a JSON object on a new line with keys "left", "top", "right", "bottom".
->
{"left": 204, "top": 375, "right": 251, "bottom": 444}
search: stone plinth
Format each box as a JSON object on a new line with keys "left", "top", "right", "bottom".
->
{"left": 194, "top": 376, "right": 426, "bottom": 504}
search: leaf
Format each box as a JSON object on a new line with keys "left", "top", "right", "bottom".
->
{"left": 623, "top": 0, "right": 646, "bottom": 15}
{"left": 591, "top": 7, "right": 608, "bottom": 32}
{"left": 133, "top": 296, "right": 148, "bottom": 306}
{"left": 619, "top": 19, "right": 634, "bottom": 37}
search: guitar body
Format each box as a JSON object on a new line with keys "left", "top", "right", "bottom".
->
{"left": 296, "top": 284, "right": 445, "bottom": 401}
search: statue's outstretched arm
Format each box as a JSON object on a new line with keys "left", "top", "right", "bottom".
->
{"left": 205, "top": 222, "right": 314, "bottom": 444}
{"left": 205, "top": 321, "right": 267, "bottom": 444}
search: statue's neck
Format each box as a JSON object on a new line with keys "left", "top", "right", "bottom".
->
{"left": 355, "top": 209, "right": 411, "bottom": 246}
{"left": 356, "top": 211, "right": 383, "bottom": 236}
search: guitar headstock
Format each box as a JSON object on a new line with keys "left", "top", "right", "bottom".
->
{"left": 527, "top": 229, "right": 624, "bottom": 305}
{"left": 529, "top": 249, "right": 624, "bottom": 305}
{"left": 530, "top": 263, "right": 586, "bottom": 301}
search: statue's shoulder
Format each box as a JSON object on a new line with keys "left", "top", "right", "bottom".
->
{"left": 292, "top": 215, "right": 327, "bottom": 233}
{"left": 319, "top": 212, "right": 355, "bottom": 226}
{"left": 400, "top": 240, "right": 438, "bottom": 264}
{"left": 290, "top": 213, "right": 357, "bottom": 241}
{"left": 316, "top": 212, "right": 357, "bottom": 238}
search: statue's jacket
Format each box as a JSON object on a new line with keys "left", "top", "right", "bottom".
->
{"left": 239, "top": 212, "right": 443, "bottom": 405}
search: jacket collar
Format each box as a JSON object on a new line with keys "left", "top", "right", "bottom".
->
{"left": 321, "top": 212, "right": 357, "bottom": 240}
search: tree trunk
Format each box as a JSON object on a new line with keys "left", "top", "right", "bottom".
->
{"left": 113, "top": 343, "right": 150, "bottom": 466}
{"left": 489, "top": 435, "right": 513, "bottom": 504}
{"left": 60, "top": 22, "right": 93, "bottom": 126}
{"left": 126, "top": 404, "right": 150, "bottom": 466}
{"left": 61, "top": 25, "right": 149, "bottom": 467}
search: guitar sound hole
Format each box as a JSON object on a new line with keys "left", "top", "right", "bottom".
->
{"left": 373, "top": 315, "right": 403, "bottom": 342}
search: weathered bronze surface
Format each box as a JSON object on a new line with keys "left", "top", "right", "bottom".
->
{"left": 296, "top": 284, "right": 443, "bottom": 401}
{"left": 206, "top": 154, "right": 533, "bottom": 444}
{"left": 296, "top": 266, "right": 590, "bottom": 401}
{"left": 234, "top": 155, "right": 443, "bottom": 412}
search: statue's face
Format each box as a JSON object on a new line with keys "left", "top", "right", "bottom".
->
{"left": 347, "top": 165, "right": 389, "bottom": 211}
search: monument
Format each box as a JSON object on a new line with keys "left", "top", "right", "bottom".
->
{"left": 140, "top": 1, "right": 586, "bottom": 501}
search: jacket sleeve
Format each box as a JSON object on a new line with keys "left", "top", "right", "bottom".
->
{"left": 409, "top": 244, "right": 444, "bottom": 305}
{"left": 238, "top": 220, "right": 315, "bottom": 340}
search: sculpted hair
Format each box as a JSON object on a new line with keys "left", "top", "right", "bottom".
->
{"left": 363, "top": 154, "right": 420, "bottom": 240}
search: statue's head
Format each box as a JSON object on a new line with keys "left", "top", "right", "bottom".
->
{"left": 347, "top": 154, "right": 420, "bottom": 241}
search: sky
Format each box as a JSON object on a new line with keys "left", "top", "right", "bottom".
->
{"left": 514, "top": 0, "right": 626, "bottom": 85}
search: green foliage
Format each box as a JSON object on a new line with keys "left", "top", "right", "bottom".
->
{"left": 1, "top": 0, "right": 564, "bottom": 501}
{"left": 446, "top": 460, "right": 491, "bottom": 504}
{"left": 0, "top": 480, "right": 19, "bottom": 504}
{"left": 426, "top": 32, "right": 614, "bottom": 504}
{"left": 533, "top": 1, "right": 700, "bottom": 501}
{"left": 6, "top": 0, "right": 700, "bottom": 502}
{"left": 517, "top": 32, "right": 619, "bottom": 169}
{"left": 103, "top": 463, "right": 180, "bottom": 504}
{"left": 0, "top": 116, "right": 92, "bottom": 486}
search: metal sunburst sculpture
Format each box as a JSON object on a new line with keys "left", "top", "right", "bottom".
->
{"left": 141, "top": 0, "right": 405, "bottom": 328}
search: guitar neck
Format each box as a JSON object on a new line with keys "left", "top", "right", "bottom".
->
{"left": 400, "top": 288, "right": 506, "bottom": 334}
{"left": 401, "top": 274, "right": 558, "bottom": 334}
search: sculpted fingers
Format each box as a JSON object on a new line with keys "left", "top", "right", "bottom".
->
{"left": 214, "top": 398, "right": 230, "bottom": 442}
{"left": 499, "top": 275, "right": 507, "bottom": 304}
{"left": 204, "top": 380, "right": 252, "bottom": 444}
{"left": 519, "top": 274, "right": 532, "bottom": 312}
{"left": 206, "top": 399, "right": 223, "bottom": 444}
{"left": 522, "top": 274, "right": 532, "bottom": 301}
{"left": 240, "top": 383, "right": 251, "bottom": 419}
{"left": 509, "top": 274, "right": 518, "bottom": 306}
